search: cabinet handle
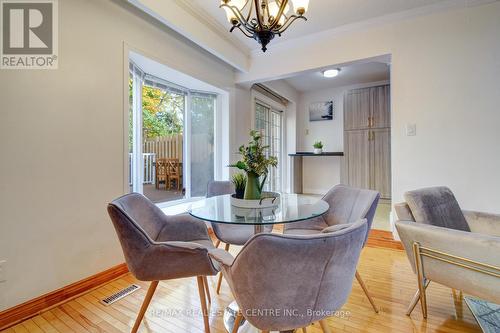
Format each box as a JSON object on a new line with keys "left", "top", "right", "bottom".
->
{"left": 372, "top": 131, "right": 375, "bottom": 141}
{"left": 368, "top": 117, "right": 371, "bottom": 127}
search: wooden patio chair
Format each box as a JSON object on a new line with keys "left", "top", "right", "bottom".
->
{"left": 166, "top": 158, "right": 182, "bottom": 191}
{"left": 155, "top": 158, "right": 168, "bottom": 190}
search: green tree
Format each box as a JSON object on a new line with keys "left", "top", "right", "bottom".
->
{"left": 142, "top": 86, "right": 184, "bottom": 139}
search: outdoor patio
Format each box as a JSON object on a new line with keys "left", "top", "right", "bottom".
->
{"left": 143, "top": 184, "right": 184, "bottom": 203}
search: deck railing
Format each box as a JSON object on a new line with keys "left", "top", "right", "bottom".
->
{"left": 129, "top": 153, "right": 156, "bottom": 185}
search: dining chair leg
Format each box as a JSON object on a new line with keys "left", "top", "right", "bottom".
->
{"left": 319, "top": 319, "right": 332, "bottom": 333}
{"left": 203, "top": 276, "right": 211, "bottom": 305}
{"left": 232, "top": 311, "right": 243, "bottom": 333}
{"left": 216, "top": 244, "right": 230, "bottom": 295}
{"left": 131, "top": 280, "right": 159, "bottom": 333}
{"left": 406, "top": 279, "right": 430, "bottom": 316}
{"left": 197, "top": 276, "right": 211, "bottom": 333}
{"left": 355, "top": 270, "right": 379, "bottom": 313}
{"left": 215, "top": 240, "right": 221, "bottom": 248}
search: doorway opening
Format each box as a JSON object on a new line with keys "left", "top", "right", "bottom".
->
{"left": 127, "top": 51, "right": 226, "bottom": 205}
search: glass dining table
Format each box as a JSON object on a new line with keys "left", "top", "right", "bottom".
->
{"left": 188, "top": 193, "right": 329, "bottom": 333}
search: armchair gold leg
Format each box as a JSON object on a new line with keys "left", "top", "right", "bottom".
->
{"left": 203, "top": 276, "right": 211, "bottom": 305}
{"left": 413, "top": 242, "right": 428, "bottom": 319}
{"left": 232, "top": 311, "right": 243, "bottom": 333}
{"left": 131, "top": 280, "right": 159, "bottom": 333}
{"left": 197, "top": 276, "right": 211, "bottom": 333}
{"left": 216, "top": 244, "right": 230, "bottom": 295}
{"left": 355, "top": 270, "right": 379, "bottom": 313}
{"left": 406, "top": 279, "right": 430, "bottom": 316}
{"left": 319, "top": 319, "right": 332, "bottom": 333}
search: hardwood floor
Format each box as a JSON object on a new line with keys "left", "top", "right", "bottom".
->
{"left": 1, "top": 246, "right": 480, "bottom": 333}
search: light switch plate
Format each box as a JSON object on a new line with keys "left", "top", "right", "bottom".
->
{"left": 406, "top": 124, "right": 416, "bottom": 136}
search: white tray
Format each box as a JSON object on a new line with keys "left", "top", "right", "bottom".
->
{"left": 230, "top": 192, "right": 280, "bottom": 209}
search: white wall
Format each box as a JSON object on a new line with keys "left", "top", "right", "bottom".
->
{"left": 297, "top": 81, "right": 389, "bottom": 194}
{"left": 0, "top": 0, "right": 235, "bottom": 311}
{"left": 236, "top": 2, "right": 500, "bottom": 219}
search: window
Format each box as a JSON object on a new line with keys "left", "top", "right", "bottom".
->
{"left": 129, "top": 62, "right": 216, "bottom": 204}
{"left": 255, "top": 100, "right": 283, "bottom": 192}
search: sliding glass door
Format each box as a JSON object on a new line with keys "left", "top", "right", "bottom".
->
{"left": 255, "top": 100, "right": 283, "bottom": 192}
{"left": 129, "top": 63, "right": 216, "bottom": 204}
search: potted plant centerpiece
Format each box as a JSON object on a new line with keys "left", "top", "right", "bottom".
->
{"left": 229, "top": 130, "right": 278, "bottom": 206}
{"left": 313, "top": 141, "right": 324, "bottom": 154}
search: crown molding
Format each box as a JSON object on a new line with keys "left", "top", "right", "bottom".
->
{"left": 173, "top": 0, "right": 252, "bottom": 54}
{"left": 127, "top": 0, "right": 250, "bottom": 72}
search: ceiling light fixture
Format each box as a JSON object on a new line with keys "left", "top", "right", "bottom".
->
{"left": 220, "top": 0, "right": 309, "bottom": 52}
{"left": 323, "top": 69, "right": 340, "bottom": 78}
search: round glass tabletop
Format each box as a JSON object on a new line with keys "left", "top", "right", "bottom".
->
{"left": 188, "top": 193, "right": 329, "bottom": 226}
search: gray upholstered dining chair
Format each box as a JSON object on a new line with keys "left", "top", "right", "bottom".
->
{"left": 207, "top": 180, "right": 273, "bottom": 294}
{"left": 107, "top": 193, "right": 218, "bottom": 333}
{"left": 395, "top": 186, "right": 500, "bottom": 318}
{"left": 284, "top": 184, "right": 381, "bottom": 313}
{"left": 209, "top": 219, "right": 368, "bottom": 333}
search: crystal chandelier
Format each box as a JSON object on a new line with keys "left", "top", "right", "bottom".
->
{"left": 220, "top": 0, "right": 309, "bottom": 52}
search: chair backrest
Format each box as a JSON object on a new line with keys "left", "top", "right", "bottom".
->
{"left": 227, "top": 220, "right": 368, "bottom": 331}
{"left": 321, "top": 184, "right": 380, "bottom": 243}
{"left": 207, "top": 180, "right": 234, "bottom": 198}
{"left": 402, "top": 186, "right": 470, "bottom": 232}
{"left": 164, "top": 158, "right": 180, "bottom": 175}
{"left": 107, "top": 193, "right": 166, "bottom": 275}
{"left": 156, "top": 159, "right": 168, "bottom": 178}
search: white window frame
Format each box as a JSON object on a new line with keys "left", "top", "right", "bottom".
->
{"left": 128, "top": 63, "right": 219, "bottom": 205}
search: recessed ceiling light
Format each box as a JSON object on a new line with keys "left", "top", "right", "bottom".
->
{"left": 323, "top": 69, "right": 340, "bottom": 78}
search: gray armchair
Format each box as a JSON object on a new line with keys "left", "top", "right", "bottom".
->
{"left": 209, "top": 219, "right": 368, "bottom": 333}
{"left": 284, "top": 184, "right": 381, "bottom": 313}
{"left": 206, "top": 181, "right": 272, "bottom": 294}
{"left": 395, "top": 186, "right": 500, "bottom": 318}
{"left": 107, "top": 193, "right": 218, "bottom": 333}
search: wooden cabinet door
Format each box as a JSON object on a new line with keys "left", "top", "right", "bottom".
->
{"left": 371, "top": 128, "right": 391, "bottom": 199}
{"left": 370, "top": 85, "right": 390, "bottom": 129}
{"left": 344, "top": 88, "right": 371, "bottom": 130}
{"left": 345, "top": 130, "right": 370, "bottom": 190}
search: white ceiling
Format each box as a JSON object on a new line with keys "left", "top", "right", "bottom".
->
{"left": 273, "top": 61, "right": 390, "bottom": 92}
{"left": 188, "top": 0, "right": 452, "bottom": 50}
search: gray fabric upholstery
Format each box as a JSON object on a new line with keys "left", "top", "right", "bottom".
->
{"left": 395, "top": 187, "right": 500, "bottom": 306}
{"left": 463, "top": 210, "right": 500, "bottom": 237}
{"left": 210, "top": 220, "right": 368, "bottom": 331}
{"left": 404, "top": 186, "right": 470, "bottom": 232}
{"left": 206, "top": 180, "right": 234, "bottom": 198}
{"left": 396, "top": 220, "right": 500, "bottom": 304}
{"left": 207, "top": 181, "right": 272, "bottom": 245}
{"left": 107, "top": 193, "right": 219, "bottom": 281}
{"left": 285, "top": 184, "right": 380, "bottom": 245}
